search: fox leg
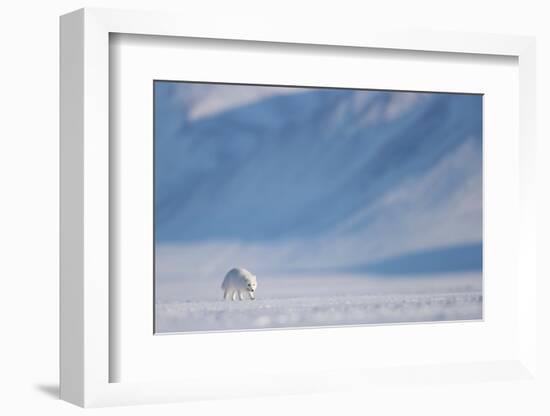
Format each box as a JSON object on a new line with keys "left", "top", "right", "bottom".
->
{"left": 239, "top": 291, "right": 245, "bottom": 301}
{"left": 249, "top": 291, "right": 255, "bottom": 300}
{"left": 223, "top": 289, "right": 230, "bottom": 300}
{"left": 231, "top": 290, "right": 238, "bottom": 301}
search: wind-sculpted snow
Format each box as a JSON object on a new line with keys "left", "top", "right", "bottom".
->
{"left": 156, "top": 291, "right": 482, "bottom": 333}
{"left": 154, "top": 85, "right": 482, "bottom": 245}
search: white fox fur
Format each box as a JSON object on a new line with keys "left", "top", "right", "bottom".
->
{"left": 221, "top": 268, "right": 257, "bottom": 301}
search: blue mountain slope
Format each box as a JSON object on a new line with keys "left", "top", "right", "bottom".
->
{"left": 154, "top": 85, "right": 482, "bottom": 245}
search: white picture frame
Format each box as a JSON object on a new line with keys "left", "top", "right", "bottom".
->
{"left": 60, "top": 7, "right": 538, "bottom": 408}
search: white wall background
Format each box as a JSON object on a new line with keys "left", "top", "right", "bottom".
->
{"left": 0, "top": 0, "right": 548, "bottom": 414}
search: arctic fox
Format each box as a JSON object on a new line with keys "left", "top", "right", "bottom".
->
{"left": 221, "top": 268, "right": 257, "bottom": 301}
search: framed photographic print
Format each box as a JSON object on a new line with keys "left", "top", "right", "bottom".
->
{"left": 60, "top": 8, "right": 539, "bottom": 408}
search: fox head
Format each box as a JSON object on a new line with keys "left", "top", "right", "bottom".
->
{"left": 244, "top": 274, "right": 257, "bottom": 293}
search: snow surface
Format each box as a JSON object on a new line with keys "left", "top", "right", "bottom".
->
{"left": 156, "top": 290, "right": 482, "bottom": 333}
{"left": 156, "top": 272, "right": 482, "bottom": 333}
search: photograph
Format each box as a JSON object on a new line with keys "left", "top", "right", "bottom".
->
{"left": 154, "top": 81, "right": 483, "bottom": 333}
